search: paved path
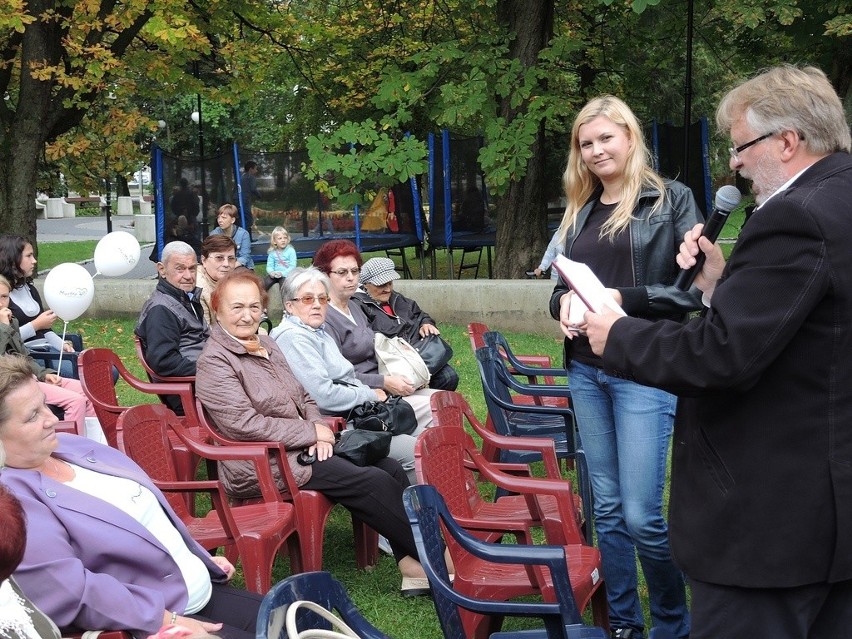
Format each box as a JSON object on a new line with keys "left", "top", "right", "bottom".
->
{"left": 36, "top": 214, "right": 158, "bottom": 278}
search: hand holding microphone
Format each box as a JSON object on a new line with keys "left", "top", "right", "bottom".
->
{"left": 674, "top": 185, "right": 742, "bottom": 291}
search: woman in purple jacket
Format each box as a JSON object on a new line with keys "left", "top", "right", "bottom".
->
{"left": 0, "top": 355, "right": 261, "bottom": 639}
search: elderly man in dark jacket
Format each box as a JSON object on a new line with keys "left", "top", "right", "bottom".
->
{"left": 135, "top": 241, "right": 209, "bottom": 412}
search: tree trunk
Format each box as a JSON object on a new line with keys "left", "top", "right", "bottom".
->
{"left": 0, "top": 0, "right": 68, "bottom": 250}
{"left": 492, "top": 0, "right": 555, "bottom": 279}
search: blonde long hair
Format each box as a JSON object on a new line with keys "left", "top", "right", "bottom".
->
{"left": 557, "top": 95, "right": 667, "bottom": 245}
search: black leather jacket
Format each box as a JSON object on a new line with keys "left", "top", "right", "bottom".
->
{"left": 549, "top": 181, "right": 703, "bottom": 359}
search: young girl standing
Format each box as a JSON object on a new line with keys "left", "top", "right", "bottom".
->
{"left": 264, "top": 226, "right": 297, "bottom": 294}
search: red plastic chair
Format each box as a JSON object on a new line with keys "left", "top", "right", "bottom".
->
{"left": 116, "top": 403, "right": 299, "bottom": 593}
{"left": 77, "top": 348, "right": 199, "bottom": 498}
{"left": 404, "top": 465, "right": 608, "bottom": 639}
{"left": 54, "top": 420, "right": 81, "bottom": 436}
{"left": 133, "top": 334, "right": 198, "bottom": 414}
{"left": 427, "top": 390, "right": 584, "bottom": 541}
{"left": 405, "top": 484, "right": 609, "bottom": 639}
{"left": 78, "top": 348, "right": 196, "bottom": 446}
{"left": 193, "top": 398, "right": 379, "bottom": 573}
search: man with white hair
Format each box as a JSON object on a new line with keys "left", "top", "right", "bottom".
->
{"left": 135, "top": 241, "right": 209, "bottom": 412}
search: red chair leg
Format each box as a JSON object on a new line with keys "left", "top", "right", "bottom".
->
{"left": 353, "top": 520, "right": 379, "bottom": 570}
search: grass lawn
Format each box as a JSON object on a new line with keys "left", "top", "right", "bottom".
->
{"left": 70, "top": 317, "right": 576, "bottom": 638}
{"left": 37, "top": 240, "right": 99, "bottom": 270}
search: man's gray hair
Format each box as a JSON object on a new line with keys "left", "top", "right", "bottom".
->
{"left": 160, "top": 241, "right": 197, "bottom": 266}
{"left": 282, "top": 267, "right": 330, "bottom": 308}
{"left": 717, "top": 64, "right": 851, "bottom": 155}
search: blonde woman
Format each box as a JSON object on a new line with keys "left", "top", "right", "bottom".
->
{"left": 548, "top": 95, "right": 701, "bottom": 639}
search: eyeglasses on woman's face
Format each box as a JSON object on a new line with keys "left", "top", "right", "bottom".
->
{"left": 330, "top": 267, "right": 361, "bottom": 277}
{"left": 290, "top": 294, "right": 329, "bottom": 306}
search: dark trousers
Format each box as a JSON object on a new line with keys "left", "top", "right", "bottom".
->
{"left": 429, "top": 364, "right": 459, "bottom": 391}
{"left": 689, "top": 577, "right": 852, "bottom": 639}
{"left": 190, "top": 583, "right": 263, "bottom": 639}
{"left": 302, "top": 455, "right": 417, "bottom": 562}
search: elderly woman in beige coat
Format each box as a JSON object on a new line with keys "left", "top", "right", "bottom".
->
{"left": 194, "top": 269, "right": 428, "bottom": 596}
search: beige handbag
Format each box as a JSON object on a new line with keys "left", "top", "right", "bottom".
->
{"left": 373, "top": 333, "right": 430, "bottom": 389}
{"left": 280, "top": 600, "right": 362, "bottom": 639}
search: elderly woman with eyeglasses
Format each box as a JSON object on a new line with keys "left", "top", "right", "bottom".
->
{"left": 196, "top": 234, "right": 238, "bottom": 327}
{"left": 195, "top": 269, "right": 430, "bottom": 596}
{"left": 270, "top": 267, "right": 425, "bottom": 483}
{"left": 312, "top": 240, "right": 439, "bottom": 431}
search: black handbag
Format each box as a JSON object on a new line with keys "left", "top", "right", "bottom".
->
{"left": 348, "top": 396, "right": 418, "bottom": 436}
{"left": 414, "top": 334, "right": 454, "bottom": 374}
{"left": 333, "top": 429, "right": 392, "bottom": 466}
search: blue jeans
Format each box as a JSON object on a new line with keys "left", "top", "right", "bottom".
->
{"left": 27, "top": 344, "right": 76, "bottom": 378}
{"left": 569, "top": 361, "right": 689, "bottom": 638}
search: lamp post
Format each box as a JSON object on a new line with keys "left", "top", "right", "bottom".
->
{"left": 191, "top": 95, "right": 207, "bottom": 236}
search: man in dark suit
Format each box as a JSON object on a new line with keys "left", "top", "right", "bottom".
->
{"left": 581, "top": 65, "right": 852, "bottom": 637}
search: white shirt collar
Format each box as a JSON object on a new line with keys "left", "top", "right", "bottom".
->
{"left": 753, "top": 165, "right": 811, "bottom": 211}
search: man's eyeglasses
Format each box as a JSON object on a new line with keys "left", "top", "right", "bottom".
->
{"left": 330, "top": 267, "right": 361, "bottom": 277}
{"left": 290, "top": 295, "right": 329, "bottom": 306}
{"left": 729, "top": 132, "right": 775, "bottom": 160}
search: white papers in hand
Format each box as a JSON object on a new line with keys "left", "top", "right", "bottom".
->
{"left": 553, "top": 255, "right": 626, "bottom": 317}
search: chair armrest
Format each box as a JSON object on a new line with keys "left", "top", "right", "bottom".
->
{"left": 466, "top": 421, "right": 564, "bottom": 480}
{"left": 489, "top": 462, "right": 532, "bottom": 476}
{"left": 469, "top": 452, "right": 584, "bottom": 545}
{"left": 168, "top": 423, "right": 296, "bottom": 503}
{"left": 322, "top": 416, "right": 346, "bottom": 432}
{"left": 453, "top": 516, "right": 536, "bottom": 544}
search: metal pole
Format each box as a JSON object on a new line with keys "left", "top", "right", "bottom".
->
{"left": 104, "top": 157, "right": 113, "bottom": 233}
{"left": 682, "top": 0, "right": 694, "bottom": 184}
{"left": 197, "top": 92, "right": 207, "bottom": 238}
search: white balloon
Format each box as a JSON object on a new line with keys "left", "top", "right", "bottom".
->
{"left": 44, "top": 263, "right": 95, "bottom": 322}
{"left": 94, "top": 231, "right": 140, "bottom": 277}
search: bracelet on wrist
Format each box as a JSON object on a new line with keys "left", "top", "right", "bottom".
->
{"left": 170, "top": 611, "right": 177, "bottom": 625}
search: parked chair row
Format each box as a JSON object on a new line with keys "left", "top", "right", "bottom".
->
{"left": 77, "top": 345, "right": 379, "bottom": 591}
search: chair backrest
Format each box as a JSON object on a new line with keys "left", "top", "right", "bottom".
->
{"left": 483, "top": 330, "right": 558, "bottom": 375}
{"left": 134, "top": 334, "right": 198, "bottom": 416}
{"left": 78, "top": 348, "right": 127, "bottom": 447}
{"left": 116, "top": 403, "right": 189, "bottom": 517}
{"left": 257, "top": 571, "right": 392, "bottom": 639}
{"left": 475, "top": 345, "right": 516, "bottom": 435}
{"left": 403, "top": 484, "right": 584, "bottom": 639}
{"left": 414, "top": 420, "right": 482, "bottom": 521}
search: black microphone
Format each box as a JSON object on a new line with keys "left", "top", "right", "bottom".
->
{"left": 674, "top": 185, "right": 742, "bottom": 290}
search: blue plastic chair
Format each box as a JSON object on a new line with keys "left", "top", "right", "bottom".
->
{"left": 482, "top": 331, "right": 570, "bottom": 390}
{"left": 404, "top": 484, "right": 609, "bottom": 639}
{"left": 256, "top": 571, "right": 393, "bottom": 639}
{"left": 475, "top": 345, "right": 575, "bottom": 464}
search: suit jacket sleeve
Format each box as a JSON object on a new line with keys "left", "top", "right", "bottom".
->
{"left": 603, "top": 195, "right": 830, "bottom": 395}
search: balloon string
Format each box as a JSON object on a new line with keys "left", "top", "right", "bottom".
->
{"left": 58, "top": 321, "right": 68, "bottom": 374}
